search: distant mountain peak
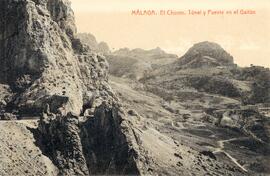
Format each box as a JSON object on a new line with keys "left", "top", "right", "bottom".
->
{"left": 178, "top": 41, "right": 235, "bottom": 68}
{"left": 77, "top": 33, "right": 110, "bottom": 54}
{"left": 113, "top": 47, "right": 177, "bottom": 58}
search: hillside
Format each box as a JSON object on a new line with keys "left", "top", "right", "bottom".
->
{"left": 107, "top": 48, "right": 178, "bottom": 80}
{"left": 111, "top": 41, "right": 270, "bottom": 175}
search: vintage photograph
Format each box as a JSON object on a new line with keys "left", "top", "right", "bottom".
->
{"left": 0, "top": 0, "right": 269, "bottom": 175}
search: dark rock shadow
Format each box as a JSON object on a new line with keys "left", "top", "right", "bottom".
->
{"left": 80, "top": 103, "right": 140, "bottom": 175}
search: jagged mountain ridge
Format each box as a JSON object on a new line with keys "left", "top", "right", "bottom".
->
{"left": 77, "top": 33, "right": 178, "bottom": 80}
{"left": 77, "top": 33, "right": 110, "bottom": 54}
{"left": 112, "top": 47, "right": 177, "bottom": 59}
{"left": 106, "top": 47, "right": 178, "bottom": 80}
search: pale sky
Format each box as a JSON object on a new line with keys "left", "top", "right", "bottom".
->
{"left": 70, "top": 0, "right": 270, "bottom": 67}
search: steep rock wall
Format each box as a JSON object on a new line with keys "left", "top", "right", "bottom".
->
{"left": 0, "top": 0, "right": 108, "bottom": 115}
{"left": 0, "top": 0, "right": 144, "bottom": 175}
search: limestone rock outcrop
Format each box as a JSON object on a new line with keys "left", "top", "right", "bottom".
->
{"left": 38, "top": 103, "right": 140, "bottom": 175}
{"left": 0, "top": 0, "right": 143, "bottom": 175}
{"left": 0, "top": 0, "right": 109, "bottom": 116}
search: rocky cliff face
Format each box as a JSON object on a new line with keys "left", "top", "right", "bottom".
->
{"left": 38, "top": 106, "right": 140, "bottom": 175}
{"left": 0, "top": 0, "right": 142, "bottom": 175}
{"left": 0, "top": 0, "right": 110, "bottom": 116}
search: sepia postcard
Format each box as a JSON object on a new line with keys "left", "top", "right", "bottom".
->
{"left": 0, "top": 0, "right": 269, "bottom": 175}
